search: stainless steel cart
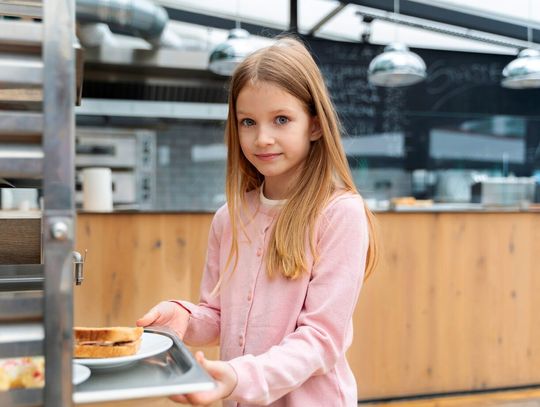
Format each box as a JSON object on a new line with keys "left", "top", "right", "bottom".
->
{"left": 0, "top": 3, "right": 214, "bottom": 405}
{"left": 0, "top": 0, "right": 79, "bottom": 404}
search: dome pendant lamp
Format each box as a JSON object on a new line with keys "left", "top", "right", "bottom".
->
{"left": 502, "top": 48, "right": 540, "bottom": 89}
{"left": 501, "top": 1, "right": 540, "bottom": 89}
{"left": 368, "top": 42, "right": 426, "bottom": 87}
{"left": 209, "top": 27, "right": 255, "bottom": 76}
{"left": 367, "top": 0, "right": 427, "bottom": 87}
{"left": 208, "top": 0, "right": 256, "bottom": 76}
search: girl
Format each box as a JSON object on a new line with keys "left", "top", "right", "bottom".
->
{"left": 137, "top": 37, "right": 378, "bottom": 406}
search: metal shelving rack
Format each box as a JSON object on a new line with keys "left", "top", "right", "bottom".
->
{"left": 0, "top": 0, "right": 76, "bottom": 405}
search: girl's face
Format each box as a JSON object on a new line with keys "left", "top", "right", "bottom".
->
{"left": 236, "top": 81, "right": 320, "bottom": 200}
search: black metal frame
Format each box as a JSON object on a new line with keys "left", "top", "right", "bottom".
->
{"left": 164, "top": 0, "right": 540, "bottom": 45}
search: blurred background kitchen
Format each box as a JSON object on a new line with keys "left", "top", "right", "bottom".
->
{"left": 2, "top": 0, "right": 540, "bottom": 213}
{"left": 2, "top": 0, "right": 540, "bottom": 406}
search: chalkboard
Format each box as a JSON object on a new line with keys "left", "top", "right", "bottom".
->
{"left": 305, "top": 37, "right": 540, "bottom": 172}
{"left": 307, "top": 37, "right": 539, "bottom": 130}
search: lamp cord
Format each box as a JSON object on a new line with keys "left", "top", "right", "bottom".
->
{"left": 394, "top": 0, "right": 399, "bottom": 42}
{"left": 235, "top": 0, "right": 240, "bottom": 29}
{"left": 527, "top": 0, "right": 532, "bottom": 46}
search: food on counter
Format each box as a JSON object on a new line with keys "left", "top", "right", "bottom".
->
{"left": 391, "top": 197, "right": 433, "bottom": 207}
{"left": 74, "top": 326, "right": 143, "bottom": 358}
{"left": 0, "top": 357, "right": 45, "bottom": 391}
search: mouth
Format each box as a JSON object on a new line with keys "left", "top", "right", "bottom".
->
{"left": 255, "top": 153, "right": 282, "bottom": 161}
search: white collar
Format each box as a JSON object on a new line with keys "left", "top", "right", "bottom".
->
{"left": 259, "top": 183, "right": 287, "bottom": 207}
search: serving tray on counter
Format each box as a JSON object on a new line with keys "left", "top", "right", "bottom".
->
{"left": 73, "top": 326, "right": 215, "bottom": 404}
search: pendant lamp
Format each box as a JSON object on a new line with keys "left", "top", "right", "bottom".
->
{"left": 501, "top": 0, "right": 540, "bottom": 89}
{"left": 501, "top": 48, "right": 540, "bottom": 89}
{"left": 368, "top": 42, "right": 426, "bottom": 87}
{"left": 208, "top": 27, "right": 256, "bottom": 76}
{"left": 367, "top": 0, "right": 426, "bottom": 87}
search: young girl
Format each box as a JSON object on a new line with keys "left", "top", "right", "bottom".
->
{"left": 137, "top": 37, "right": 378, "bottom": 406}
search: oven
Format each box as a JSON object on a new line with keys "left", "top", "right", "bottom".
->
{"left": 75, "top": 127, "right": 156, "bottom": 209}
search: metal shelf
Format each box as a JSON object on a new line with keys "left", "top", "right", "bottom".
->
{"left": 0, "top": 323, "right": 43, "bottom": 358}
{"left": 0, "top": 21, "right": 42, "bottom": 48}
{"left": 0, "top": 265, "right": 44, "bottom": 292}
{"left": 0, "top": 0, "right": 42, "bottom": 19}
{"left": 0, "top": 388, "right": 43, "bottom": 407}
{"left": 0, "top": 111, "right": 43, "bottom": 135}
{"left": 0, "top": 54, "right": 42, "bottom": 88}
{"left": 0, "top": 157, "right": 42, "bottom": 179}
{"left": 1, "top": 0, "right": 80, "bottom": 404}
{"left": 0, "top": 291, "right": 43, "bottom": 321}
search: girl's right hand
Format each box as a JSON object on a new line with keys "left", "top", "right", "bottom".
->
{"left": 136, "top": 301, "right": 190, "bottom": 340}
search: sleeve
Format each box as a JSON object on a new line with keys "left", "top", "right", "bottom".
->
{"left": 176, "top": 207, "right": 226, "bottom": 347}
{"left": 227, "top": 195, "right": 369, "bottom": 405}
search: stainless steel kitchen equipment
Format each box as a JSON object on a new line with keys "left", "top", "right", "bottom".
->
{"left": 75, "top": 127, "right": 156, "bottom": 209}
{"left": 471, "top": 176, "right": 536, "bottom": 206}
{"left": 0, "top": 1, "right": 77, "bottom": 406}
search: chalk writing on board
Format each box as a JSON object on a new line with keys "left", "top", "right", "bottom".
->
{"left": 425, "top": 60, "right": 502, "bottom": 95}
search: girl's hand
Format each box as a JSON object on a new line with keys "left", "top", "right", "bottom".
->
{"left": 136, "top": 301, "right": 190, "bottom": 339}
{"left": 169, "top": 351, "right": 237, "bottom": 405}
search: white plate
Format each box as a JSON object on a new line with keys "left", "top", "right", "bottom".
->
{"left": 73, "top": 363, "right": 91, "bottom": 385}
{"left": 74, "top": 332, "right": 173, "bottom": 370}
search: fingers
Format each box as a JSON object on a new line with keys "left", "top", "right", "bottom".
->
{"left": 168, "top": 394, "right": 189, "bottom": 404}
{"left": 195, "top": 351, "right": 206, "bottom": 366}
{"left": 136, "top": 308, "right": 159, "bottom": 327}
{"left": 169, "top": 352, "right": 236, "bottom": 405}
{"left": 170, "top": 392, "right": 209, "bottom": 405}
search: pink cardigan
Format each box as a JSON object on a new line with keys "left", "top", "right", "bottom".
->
{"left": 178, "top": 189, "right": 369, "bottom": 406}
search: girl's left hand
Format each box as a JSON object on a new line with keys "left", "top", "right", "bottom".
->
{"left": 169, "top": 351, "right": 237, "bottom": 405}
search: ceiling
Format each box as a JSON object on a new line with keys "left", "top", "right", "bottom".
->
{"left": 156, "top": 0, "right": 540, "bottom": 55}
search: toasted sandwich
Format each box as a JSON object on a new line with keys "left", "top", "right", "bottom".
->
{"left": 74, "top": 327, "right": 143, "bottom": 358}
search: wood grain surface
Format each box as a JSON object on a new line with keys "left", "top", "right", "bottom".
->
{"left": 74, "top": 212, "right": 540, "bottom": 404}
{"left": 75, "top": 213, "right": 218, "bottom": 407}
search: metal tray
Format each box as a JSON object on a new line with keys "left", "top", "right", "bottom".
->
{"left": 73, "top": 326, "right": 215, "bottom": 404}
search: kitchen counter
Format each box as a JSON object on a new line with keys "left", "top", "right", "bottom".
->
{"left": 74, "top": 211, "right": 540, "bottom": 402}
{"left": 74, "top": 202, "right": 540, "bottom": 214}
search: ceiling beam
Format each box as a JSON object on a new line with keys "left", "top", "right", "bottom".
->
{"left": 289, "top": 0, "right": 298, "bottom": 33}
{"left": 308, "top": 3, "right": 348, "bottom": 36}
{"left": 345, "top": 0, "right": 540, "bottom": 44}
{"left": 164, "top": 1, "right": 540, "bottom": 45}
{"left": 163, "top": 7, "right": 284, "bottom": 38}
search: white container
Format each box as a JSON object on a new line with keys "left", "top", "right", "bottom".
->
{"left": 82, "top": 167, "right": 113, "bottom": 212}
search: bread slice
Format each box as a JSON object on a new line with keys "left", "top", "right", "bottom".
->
{"left": 74, "top": 327, "right": 143, "bottom": 344}
{"left": 73, "top": 327, "right": 144, "bottom": 359}
{"left": 74, "top": 338, "right": 142, "bottom": 358}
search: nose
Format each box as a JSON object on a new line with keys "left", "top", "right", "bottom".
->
{"left": 255, "top": 126, "right": 275, "bottom": 147}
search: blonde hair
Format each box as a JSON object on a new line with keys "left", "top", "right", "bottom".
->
{"left": 223, "top": 36, "right": 378, "bottom": 286}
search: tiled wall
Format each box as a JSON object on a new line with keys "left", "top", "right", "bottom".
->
{"left": 154, "top": 121, "right": 413, "bottom": 212}
{"left": 155, "top": 121, "right": 227, "bottom": 212}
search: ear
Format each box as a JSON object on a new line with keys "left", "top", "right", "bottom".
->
{"left": 309, "top": 116, "right": 322, "bottom": 141}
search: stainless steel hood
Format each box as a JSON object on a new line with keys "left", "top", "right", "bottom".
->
{"left": 84, "top": 45, "right": 209, "bottom": 72}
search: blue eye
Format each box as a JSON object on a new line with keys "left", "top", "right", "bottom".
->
{"left": 276, "top": 116, "right": 289, "bottom": 125}
{"left": 240, "top": 118, "right": 255, "bottom": 127}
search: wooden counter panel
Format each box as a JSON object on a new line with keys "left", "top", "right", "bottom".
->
{"left": 75, "top": 213, "right": 212, "bottom": 326}
{"left": 75, "top": 212, "right": 540, "bottom": 402}
{"left": 350, "top": 212, "right": 540, "bottom": 400}
{"left": 74, "top": 213, "right": 219, "bottom": 407}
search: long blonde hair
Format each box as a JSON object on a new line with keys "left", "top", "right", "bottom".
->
{"left": 224, "top": 37, "right": 378, "bottom": 284}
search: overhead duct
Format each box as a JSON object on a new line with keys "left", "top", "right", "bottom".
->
{"left": 76, "top": 0, "right": 168, "bottom": 44}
